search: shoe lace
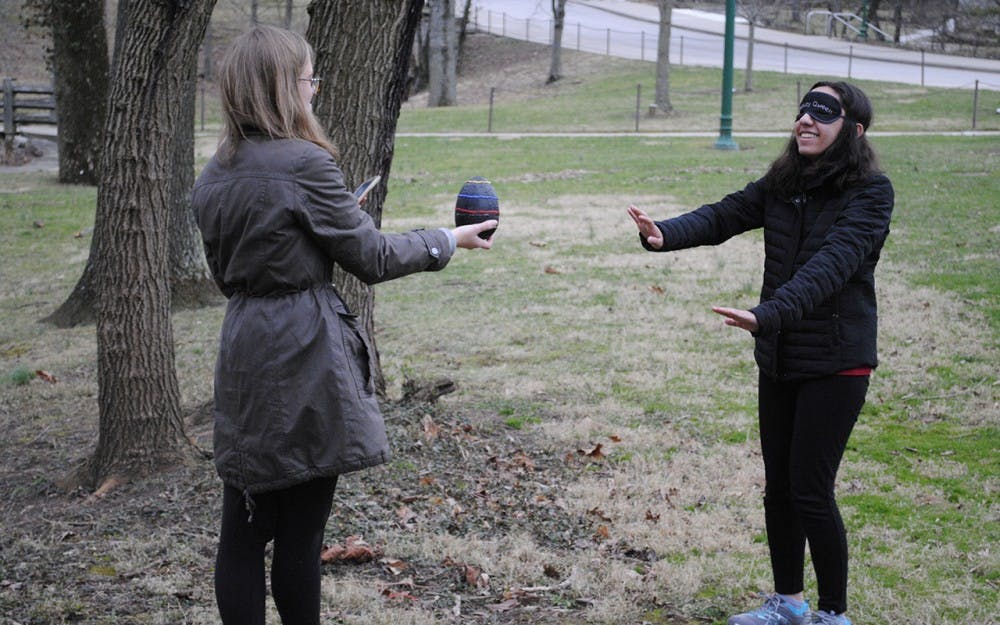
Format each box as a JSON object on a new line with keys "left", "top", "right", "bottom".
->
{"left": 752, "top": 594, "right": 786, "bottom": 624}
{"left": 813, "top": 611, "right": 846, "bottom": 625}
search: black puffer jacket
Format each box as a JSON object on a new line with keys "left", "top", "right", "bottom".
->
{"left": 645, "top": 174, "right": 893, "bottom": 381}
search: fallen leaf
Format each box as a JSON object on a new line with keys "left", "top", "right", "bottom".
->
{"left": 543, "top": 563, "right": 560, "bottom": 579}
{"left": 608, "top": 434, "right": 622, "bottom": 442}
{"left": 35, "top": 370, "right": 57, "bottom": 384}
{"left": 649, "top": 285, "right": 665, "bottom": 295}
{"left": 661, "top": 487, "right": 678, "bottom": 508}
{"left": 594, "top": 525, "right": 610, "bottom": 540}
{"left": 543, "top": 266, "right": 561, "bottom": 274}
{"left": 395, "top": 505, "right": 418, "bottom": 529}
{"left": 321, "top": 535, "right": 382, "bottom": 564}
{"left": 576, "top": 443, "right": 606, "bottom": 459}
{"left": 421, "top": 414, "right": 440, "bottom": 440}
{"left": 380, "top": 558, "right": 409, "bottom": 576}
{"left": 588, "top": 506, "right": 611, "bottom": 521}
{"left": 509, "top": 450, "right": 535, "bottom": 472}
{"left": 381, "top": 588, "right": 418, "bottom": 603}
{"left": 463, "top": 564, "right": 489, "bottom": 588}
{"left": 85, "top": 475, "right": 124, "bottom": 504}
{"left": 529, "top": 240, "right": 547, "bottom": 247}
{"left": 645, "top": 509, "right": 660, "bottom": 522}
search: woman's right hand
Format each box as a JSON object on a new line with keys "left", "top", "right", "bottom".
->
{"left": 627, "top": 205, "right": 663, "bottom": 249}
{"left": 452, "top": 220, "right": 498, "bottom": 250}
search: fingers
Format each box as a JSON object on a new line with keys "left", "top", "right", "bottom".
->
{"left": 711, "top": 306, "right": 759, "bottom": 333}
{"left": 453, "top": 220, "right": 498, "bottom": 250}
{"left": 627, "top": 205, "right": 649, "bottom": 226}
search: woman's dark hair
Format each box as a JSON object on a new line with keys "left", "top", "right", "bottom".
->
{"left": 764, "top": 80, "right": 882, "bottom": 197}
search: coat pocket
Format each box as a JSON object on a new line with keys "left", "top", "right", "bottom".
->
{"left": 337, "top": 310, "right": 375, "bottom": 397}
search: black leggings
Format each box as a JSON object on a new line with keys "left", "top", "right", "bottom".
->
{"left": 215, "top": 477, "right": 338, "bottom": 625}
{"left": 758, "top": 373, "right": 868, "bottom": 615}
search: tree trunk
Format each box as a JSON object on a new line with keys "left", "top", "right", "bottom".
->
{"left": 48, "top": 0, "right": 108, "bottom": 185}
{"left": 458, "top": 0, "right": 473, "bottom": 64}
{"left": 69, "top": 0, "right": 217, "bottom": 490}
{"left": 654, "top": 0, "right": 673, "bottom": 114}
{"left": 168, "top": 40, "right": 220, "bottom": 310}
{"left": 306, "top": 0, "right": 425, "bottom": 397}
{"left": 202, "top": 21, "right": 215, "bottom": 81}
{"left": 43, "top": 5, "right": 220, "bottom": 326}
{"left": 744, "top": 20, "right": 755, "bottom": 92}
{"left": 893, "top": 0, "right": 905, "bottom": 44}
{"left": 547, "top": 0, "right": 567, "bottom": 83}
{"left": 790, "top": 0, "right": 802, "bottom": 23}
{"left": 427, "top": 0, "right": 457, "bottom": 106}
{"left": 409, "top": 12, "right": 430, "bottom": 96}
{"left": 868, "top": 0, "right": 883, "bottom": 33}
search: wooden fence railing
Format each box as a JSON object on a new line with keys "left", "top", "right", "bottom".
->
{"left": 1, "top": 78, "right": 57, "bottom": 140}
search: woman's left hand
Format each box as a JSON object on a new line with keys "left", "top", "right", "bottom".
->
{"left": 712, "top": 306, "right": 759, "bottom": 333}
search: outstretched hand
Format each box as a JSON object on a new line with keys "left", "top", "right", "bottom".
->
{"left": 627, "top": 205, "right": 663, "bottom": 249}
{"left": 452, "top": 220, "right": 498, "bottom": 250}
{"left": 712, "top": 306, "right": 759, "bottom": 333}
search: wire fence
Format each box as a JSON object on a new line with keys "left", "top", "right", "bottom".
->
{"left": 469, "top": 8, "right": 1000, "bottom": 89}
{"left": 459, "top": 9, "right": 1000, "bottom": 134}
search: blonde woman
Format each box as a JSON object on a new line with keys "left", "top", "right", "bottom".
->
{"left": 192, "top": 25, "right": 496, "bottom": 625}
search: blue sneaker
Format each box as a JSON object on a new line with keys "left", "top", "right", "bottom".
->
{"left": 812, "top": 610, "right": 851, "bottom": 625}
{"left": 728, "top": 593, "right": 811, "bottom": 625}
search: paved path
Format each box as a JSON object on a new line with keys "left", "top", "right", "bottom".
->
{"left": 469, "top": 0, "right": 1000, "bottom": 91}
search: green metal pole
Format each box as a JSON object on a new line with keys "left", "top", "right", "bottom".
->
{"left": 859, "top": 0, "right": 870, "bottom": 40}
{"left": 715, "top": 0, "right": 738, "bottom": 150}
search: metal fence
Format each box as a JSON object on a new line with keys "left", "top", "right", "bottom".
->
{"left": 468, "top": 8, "right": 1000, "bottom": 92}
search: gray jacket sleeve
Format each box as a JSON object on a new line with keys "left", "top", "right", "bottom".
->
{"left": 291, "top": 146, "right": 454, "bottom": 285}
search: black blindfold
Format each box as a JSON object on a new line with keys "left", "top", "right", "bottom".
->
{"left": 796, "top": 91, "right": 844, "bottom": 124}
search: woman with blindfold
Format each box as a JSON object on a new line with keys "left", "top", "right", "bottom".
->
{"left": 628, "top": 81, "right": 893, "bottom": 625}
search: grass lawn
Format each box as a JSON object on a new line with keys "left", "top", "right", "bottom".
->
{"left": 1, "top": 60, "right": 997, "bottom": 624}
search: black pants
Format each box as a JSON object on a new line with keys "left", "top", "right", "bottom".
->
{"left": 215, "top": 477, "right": 338, "bottom": 625}
{"left": 758, "top": 373, "right": 868, "bottom": 615}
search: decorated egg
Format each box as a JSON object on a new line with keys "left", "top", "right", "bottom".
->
{"left": 455, "top": 176, "right": 499, "bottom": 239}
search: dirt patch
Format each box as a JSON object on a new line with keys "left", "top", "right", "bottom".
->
{"left": 0, "top": 386, "right": 638, "bottom": 624}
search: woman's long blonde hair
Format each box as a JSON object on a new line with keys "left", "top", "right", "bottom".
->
{"left": 217, "top": 25, "right": 337, "bottom": 161}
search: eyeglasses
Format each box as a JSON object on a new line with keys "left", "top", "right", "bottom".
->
{"left": 298, "top": 77, "right": 322, "bottom": 92}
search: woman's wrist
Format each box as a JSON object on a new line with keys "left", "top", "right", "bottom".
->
{"left": 439, "top": 227, "right": 456, "bottom": 254}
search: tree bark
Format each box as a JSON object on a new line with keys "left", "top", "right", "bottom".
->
{"left": 427, "top": 0, "right": 457, "bottom": 106}
{"left": 48, "top": 0, "right": 108, "bottom": 185}
{"left": 168, "top": 43, "right": 220, "bottom": 310}
{"left": 306, "top": 0, "right": 425, "bottom": 397}
{"left": 547, "top": 0, "right": 567, "bottom": 83}
{"left": 744, "top": 20, "right": 755, "bottom": 92}
{"left": 654, "top": 0, "right": 673, "bottom": 114}
{"left": 43, "top": 4, "right": 220, "bottom": 327}
{"left": 70, "top": 0, "right": 217, "bottom": 489}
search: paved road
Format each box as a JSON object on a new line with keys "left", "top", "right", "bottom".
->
{"left": 469, "top": 0, "right": 1000, "bottom": 91}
